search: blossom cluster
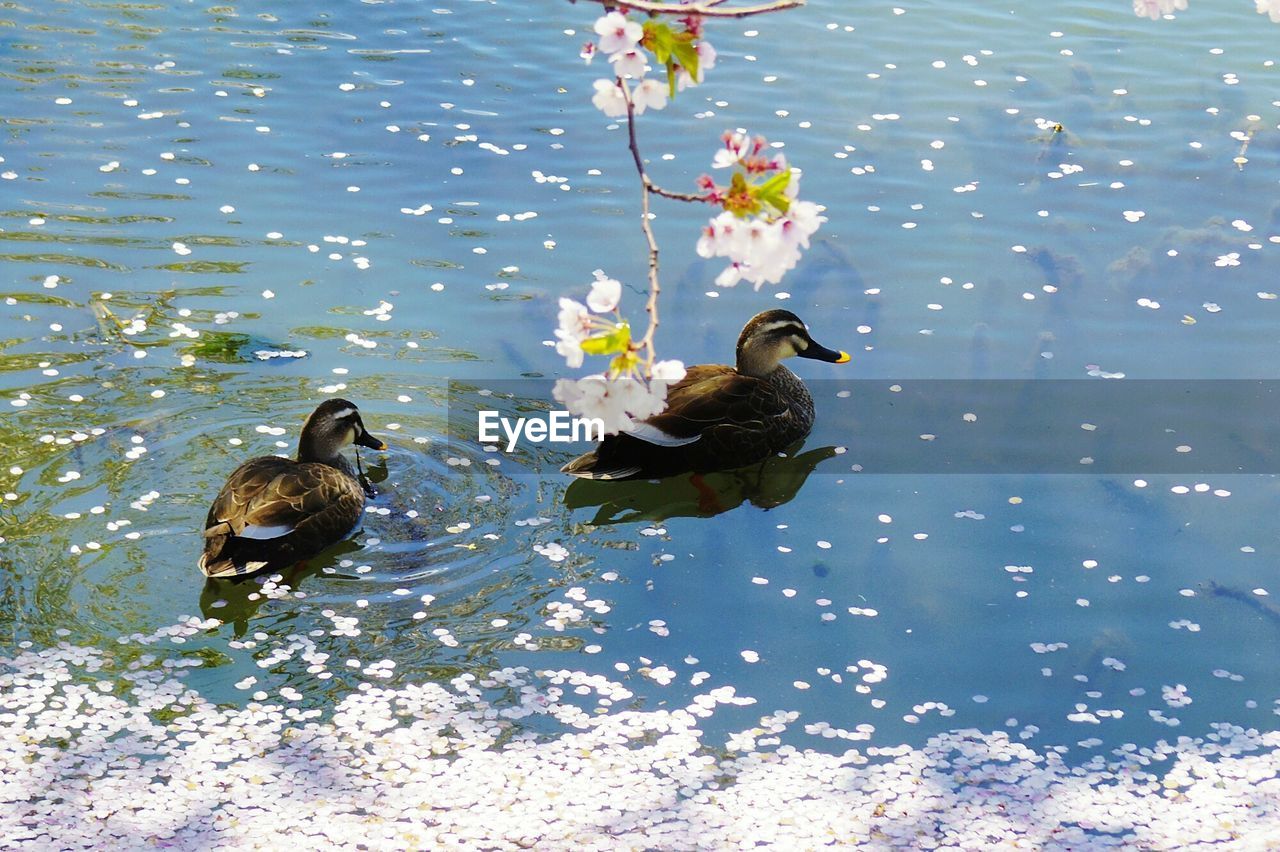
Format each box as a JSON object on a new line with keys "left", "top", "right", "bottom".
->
{"left": 695, "top": 131, "right": 827, "bottom": 290}
{"left": 1132, "top": 0, "right": 1187, "bottom": 17}
{"left": 586, "top": 11, "right": 717, "bottom": 118}
{"left": 553, "top": 269, "right": 622, "bottom": 369}
{"left": 1133, "top": 0, "right": 1280, "bottom": 22}
{"left": 554, "top": 365, "right": 686, "bottom": 436}
{"left": 552, "top": 270, "right": 686, "bottom": 434}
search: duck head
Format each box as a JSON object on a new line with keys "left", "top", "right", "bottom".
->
{"left": 297, "top": 398, "right": 386, "bottom": 463}
{"left": 734, "top": 309, "right": 850, "bottom": 378}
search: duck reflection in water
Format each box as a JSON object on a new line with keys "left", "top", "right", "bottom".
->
{"left": 563, "top": 443, "right": 839, "bottom": 525}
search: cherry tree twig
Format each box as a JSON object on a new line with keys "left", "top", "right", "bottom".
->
{"left": 648, "top": 183, "right": 712, "bottom": 202}
{"left": 620, "top": 82, "right": 663, "bottom": 368}
{"left": 584, "top": 0, "right": 801, "bottom": 372}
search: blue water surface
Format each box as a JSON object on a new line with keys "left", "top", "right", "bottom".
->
{"left": 2, "top": 0, "right": 1279, "bottom": 760}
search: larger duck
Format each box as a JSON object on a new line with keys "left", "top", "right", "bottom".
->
{"left": 199, "top": 399, "right": 385, "bottom": 579}
{"left": 561, "top": 309, "right": 849, "bottom": 480}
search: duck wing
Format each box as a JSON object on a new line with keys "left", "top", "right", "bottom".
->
{"left": 641, "top": 365, "right": 789, "bottom": 442}
{"left": 203, "top": 456, "right": 293, "bottom": 535}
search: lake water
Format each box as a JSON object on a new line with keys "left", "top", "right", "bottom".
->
{"left": 3, "top": 0, "right": 1280, "bottom": 846}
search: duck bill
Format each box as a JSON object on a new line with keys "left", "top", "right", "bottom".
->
{"left": 356, "top": 430, "right": 387, "bottom": 451}
{"left": 799, "top": 340, "right": 851, "bottom": 364}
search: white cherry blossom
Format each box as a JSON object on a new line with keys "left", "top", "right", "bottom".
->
{"left": 697, "top": 202, "right": 827, "bottom": 290}
{"left": 609, "top": 48, "right": 648, "bottom": 80}
{"left": 594, "top": 12, "right": 643, "bottom": 55}
{"left": 650, "top": 359, "right": 687, "bottom": 382}
{"left": 1258, "top": 0, "right": 1280, "bottom": 22}
{"left": 555, "top": 298, "right": 593, "bottom": 368}
{"left": 587, "top": 272, "right": 622, "bottom": 313}
{"left": 1132, "top": 0, "right": 1187, "bottom": 19}
{"left": 631, "top": 78, "right": 668, "bottom": 114}
{"left": 591, "top": 79, "right": 628, "bottom": 118}
{"left": 553, "top": 374, "right": 678, "bottom": 435}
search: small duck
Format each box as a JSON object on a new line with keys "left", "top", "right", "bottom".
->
{"left": 199, "top": 399, "right": 386, "bottom": 579}
{"left": 561, "top": 309, "right": 849, "bottom": 480}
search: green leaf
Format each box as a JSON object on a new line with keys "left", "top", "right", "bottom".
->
{"left": 580, "top": 322, "right": 631, "bottom": 356}
{"left": 610, "top": 350, "right": 640, "bottom": 376}
{"left": 754, "top": 168, "right": 792, "bottom": 215}
{"left": 671, "top": 38, "right": 699, "bottom": 83}
{"left": 643, "top": 21, "right": 675, "bottom": 65}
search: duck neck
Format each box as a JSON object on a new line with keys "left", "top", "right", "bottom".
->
{"left": 297, "top": 436, "right": 350, "bottom": 472}
{"left": 736, "top": 348, "right": 782, "bottom": 378}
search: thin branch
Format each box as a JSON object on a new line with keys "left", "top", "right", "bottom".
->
{"left": 620, "top": 82, "right": 662, "bottom": 370}
{"left": 648, "top": 184, "right": 713, "bottom": 203}
{"left": 577, "top": 0, "right": 804, "bottom": 19}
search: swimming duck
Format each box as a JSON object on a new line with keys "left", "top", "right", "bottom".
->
{"left": 561, "top": 309, "right": 849, "bottom": 480}
{"left": 199, "top": 398, "right": 386, "bottom": 579}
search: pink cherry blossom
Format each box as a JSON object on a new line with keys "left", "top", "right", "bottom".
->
{"left": 712, "top": 132, "right": 750, "bottom": 169}
{"left": 1258, "top": 0, "right": 1280, "bottom": 22}
{"left": 591, "top": 79, "right": 628, "bottom": 118}
{"left": 594, "top": 12, "right": 643, "bottom": 55}
{"left": 696, "top": 203, "right": 827, "bottom": 291}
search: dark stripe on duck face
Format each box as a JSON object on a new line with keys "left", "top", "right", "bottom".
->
{"left": 750, "top": 319, "right": 809, "bottom": 339}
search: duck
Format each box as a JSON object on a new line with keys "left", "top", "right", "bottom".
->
{"left": 561, "top": 309, "right": 849, "bottom": 481}
{"left": 199, "top": 398, "right": 386, "bottom": 579}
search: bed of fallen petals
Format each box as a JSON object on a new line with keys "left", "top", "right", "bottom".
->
{"left": 3, "top": 641, "right": 1279, "bottom": 849}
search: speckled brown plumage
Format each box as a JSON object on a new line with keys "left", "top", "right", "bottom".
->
{"left": 199, "top": 399, "right": 384, "bottom": 579}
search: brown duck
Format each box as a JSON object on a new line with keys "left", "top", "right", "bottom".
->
{"left": 199, "top": 399, "right": 386, "bottom": 579}
{"left": 561, "top": 309, "right": 849, "bottom": 480}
